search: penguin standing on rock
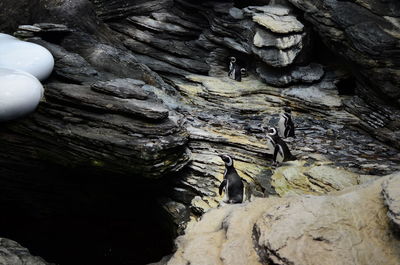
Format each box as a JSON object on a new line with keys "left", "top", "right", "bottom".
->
{"left": 266, "top": 127, "right": 295, "bottom": 166}
{"left": 278, "top": 107, "right": 295, "bottom": 138}
{"left": 240, "top": 68, "right": 248, "bottom": 78}
{"left": 228, "top": 57, "right": 242, "bottom": 82}
{"left": 218, "top": 154, "right": 244, "bottom": 204}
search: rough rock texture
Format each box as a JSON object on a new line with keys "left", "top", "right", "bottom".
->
{"left": 287, "top": 0, "right": 400, "bottom": 106}
{"left": 167, "top": 172, "right": 400, "bottom": 265}
{"left": 0, "top": 238, "right": 51, "bottom": 265}
{"left": 383, "top": 175, "right": 400, "bottom": 230}
{"left": 0, "top": 2, "right": 191, "bottom": 179}
{"left": 165, "top": 72, "right": 400, "bottom": 226}
{"left": 0, "top": 0, "right": 400, "bottom": 263}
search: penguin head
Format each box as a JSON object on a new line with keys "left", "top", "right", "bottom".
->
{"left": 230, "top": 57, "right": 236, "bottom": 63}
{"left": 283, "top": 106, "right": 292, "bottom": 114}
{"left": 267, "top": 127, "right": 278, "bottom": 136}
{"left": 240, "top": 68, "right": 247, "bottom": 75}
{"left": 219, "top": 154, "right": 234, "bottom": 167}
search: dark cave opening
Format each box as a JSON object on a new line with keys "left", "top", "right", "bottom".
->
{"left": 0, "top": 165, "right": 175, "bottom": 265}
{"left": 336, "top": 76, "right": 356, "bottom": 95}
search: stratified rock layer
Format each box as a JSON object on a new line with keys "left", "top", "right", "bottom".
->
{"left": 383, "top": 175, "right": 400, "bottom": 230}
{"left": 167, "top": 172, "right": 400, "bottom": 265}
{"left": 0, "top": 238, "right": 50, "bottom": 265}
{"left": 287, "top": 0, "right": 400, "bottom": 105}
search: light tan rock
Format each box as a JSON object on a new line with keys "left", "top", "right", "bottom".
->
{"left": 253, "top": 28, "right": 304, "bottom": 49}
{"left": 255, "top": 172, "right": 400, "bottom": 265}
{"left": 382, "top": 175, "right": 400, "bottom": 229}
{"left": 271, "top": 161, "right": 373, "bottom": 196}
{"left": 252, "top": 14, "right": 303, "bottom": 34}
{"left": 167, "top": 172, "right": 400, "bottom": 265}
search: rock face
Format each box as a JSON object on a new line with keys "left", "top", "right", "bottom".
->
{"left": 0, "top": 238, "right": 51, "bottom": 265}
{"left": 287, "top": 0, "right": 400, "bottom": 106}
{"left": 0, "top": 1, "right": 190, "bottom": 179}
{"left": 167, "top": 172, "right": 400, "bottom": 265}
{"left": 382, "top": 175, "right": 400, "bottom": 230}
{"left": 0, "top": 0, "right": 399, "bottom": 264}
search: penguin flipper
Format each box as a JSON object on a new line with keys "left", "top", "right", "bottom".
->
{"left": 219, "top": 179, "right": 227, "bottom": 195}
{"left": 273, "top": 144, "right": 279, "bottom": 163}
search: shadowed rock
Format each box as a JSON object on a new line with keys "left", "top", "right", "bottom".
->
{"left": 0, "top": 238, "right": 51, "bottom": 265}
{"left": 287, "top": 0, "right": 400, "bottom": 106}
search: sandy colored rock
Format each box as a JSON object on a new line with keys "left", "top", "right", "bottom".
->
{"left": 382, "top": 175, "right": 400, "bottom": 229}
{"left": 168, "top": 172, "right": 400, "bottom": 265}
{"left": 255, "top": 172, "right": 400, "bottom": 265}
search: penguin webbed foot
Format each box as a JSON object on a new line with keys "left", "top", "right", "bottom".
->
{"left": 272, "top": 161, "right": 280, "bottom": 168}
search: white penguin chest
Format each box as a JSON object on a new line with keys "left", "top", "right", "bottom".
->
{"left": 276, "top": 145, "right": 285, "bottom": 163}
{"left": 266, "top": 135, "right": 276, "bottom": 152}
{"left": 278, "top": 115, "right": 285, "bottom": 137}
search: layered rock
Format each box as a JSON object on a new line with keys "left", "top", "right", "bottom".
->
{"left": 164, "top": 73, "right": 400, "bottom": 224}
{"left": 0, "top": 1, "right": 399, "bottom": 263}
{"left": 0, "top": 1, "right": 190, "bottom": 178}
{"left": 0, "top": 75, "right": 190, "bottom": 177}
{"left": 287, "top": 0, "right": 400, "bottom": 106}
{"left": 167, "top": 172, "right": 400, "bottom": 265}
{"left": 0, "top": 238, "right": 51, "bottom": 265}
{"left": 383, "top": 175, "right": 400, "bottom": 230}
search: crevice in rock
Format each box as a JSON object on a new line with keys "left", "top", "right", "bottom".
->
{"left": 336, "top": 76, "right": 356, "bottom": 95}
{"left": 0, "top": 165, "right": 177, "bottom": 265}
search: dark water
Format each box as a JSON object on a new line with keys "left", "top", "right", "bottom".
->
{"left": 0, "top": 165, "right": 174, "bottom": 265}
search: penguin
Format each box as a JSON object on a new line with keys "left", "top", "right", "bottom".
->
{"left": 266, "top": 127, "right": 294, "bottom": 166}
{"left": 264, "top": 126, "right": 279, "bottom": 152}
{"left": 240, "top": 68, "right": 248, "bottom": 78}
{"left": 228, "top": 57, "right": 242, "bottom": 82}
{"left": 218, "top": 154, "right": 244, "bottom": 204}
{"left": 278, "top": 107, "right": 295, "bottom": 138}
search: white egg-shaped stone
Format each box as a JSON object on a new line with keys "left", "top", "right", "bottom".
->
{"left": 0, "top": 33, "right": 54, "bottom": 81}
{"left": 0, "top": 33, "right": 18, "bottom": 41}
{"left": 0, "top": 67, "right": 44, "bottom": 122}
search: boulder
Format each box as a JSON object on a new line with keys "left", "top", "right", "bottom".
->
{"left": 167, "top": 172, "right": 400, "bottom": 265}
{"left": 0, "top": 33, "right": 54, "bottom": 80}
{"left": 0, "top": 68, "right": 43, "bottom": 122}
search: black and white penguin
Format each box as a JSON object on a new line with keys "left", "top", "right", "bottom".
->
{"left": 240, "top": 68, "right": 248, "bottom": 78}
{"left": 228, "top": 57, "right": 242, "bottom": 82}
{"left": 218, "top": 154, "right": 244, "bottom": 204}
{"left": 278, "top": 107, "right": 295, "bottom": 138}
{"left": 265, "top": 126, "right": 279, "bottom": 152}
{"left": 266, "top": 127, "right": 294, "bottom": 166}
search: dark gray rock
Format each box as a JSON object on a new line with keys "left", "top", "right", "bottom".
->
{"left": 0, "top": 238, "right": 51, "bottom": 265}
{"left": 287, "top": 0, "right": 400, "bottom": 106}
{"left": 91, "top": 79, "right": 148, "bottom": 99}
{"left": 47, "top": 83, "right": 169, "bottom": 121}
{"left": 90, "top": 0, "right": 174, "bottom": 21}
{"left": 257, "top": 63, "right": 324, "bottom": 86}
{"left": 29, "top": 38, "right": 101, "bottom": 83}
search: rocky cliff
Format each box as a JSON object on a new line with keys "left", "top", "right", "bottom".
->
{"left": 0, "top": 0, "right": 399, "bottom": 264}
{"left": 166, "top": 172, "right": 400, "bottom": 265}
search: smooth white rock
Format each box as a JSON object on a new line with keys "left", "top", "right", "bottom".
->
{"left": 0, "top": 67, "right": 44, "bottom": 122}
{"left": 0, "top": 33, "right": 18, "bottom": 41}
{"left": 0, "top": 33, "right": 54, "bottom": 80}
